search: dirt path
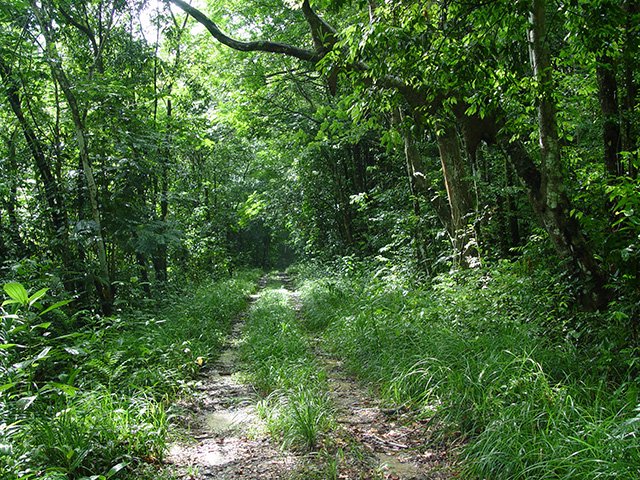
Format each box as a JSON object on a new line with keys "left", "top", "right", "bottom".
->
{"left": 164, "top": 276, "right": 298, "bottom": 479}
{"left": 165, "top": 273, "right": 454, "bottom": 479}
{"left": 282, "top": 274, "right": 455, "bottom": 480}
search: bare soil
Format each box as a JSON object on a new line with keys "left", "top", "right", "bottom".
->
{"left": 164, "top": 279, "right": 299, "bottom": 479}
{"left": 285, "top": 282, "right": 456, "bottom": 480}
{"left": 164, "top": 273, "right": 456, "bottom": 479}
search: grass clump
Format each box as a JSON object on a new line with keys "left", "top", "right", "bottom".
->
{"left": 241, "top": 284, "right": 333, "bottom": 451}
{"left": 259, "top": 385, "right": 334, "bottom": 451}
{"left": 25, "top": 390, "right": 166, "bottom": 478}
{"left": 298, "top": 261, "right": 640, "bottom": 479}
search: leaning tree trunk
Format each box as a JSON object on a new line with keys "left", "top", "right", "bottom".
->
{"left": 0, "top": 58, "right": 74, "bottom": 275}
{"left": 394, "top": 109, "right": 481, "bottom": 268}
{"left": 401, "top": 128, "right": 430, "bottom": 270}
{"left": 394, "top": 109, "right": 450, "bottom": 269}
{"left": 527, "top": 0, "right": 609, "bottom": 309}
{"left": 72, "top": 120, "right": 113, "bottom": 314}
{"left": 6, "top": 133, "right": 27, "bottom": 254}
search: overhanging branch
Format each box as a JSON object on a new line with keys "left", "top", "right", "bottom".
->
{"left": 167, "top": 0, "right": 320, "bottom": 62}
{"left": 167, "top": 1, "right": 425, "bottom": 108}
{"left": 301, "top": 0, "right": 336, "bottom": 54}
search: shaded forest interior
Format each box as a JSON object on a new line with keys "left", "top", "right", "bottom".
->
{"left": 1, "top": 0, "right": 639, "bottom": 478}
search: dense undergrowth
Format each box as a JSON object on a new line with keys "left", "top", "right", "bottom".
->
{"left": 240, "top": 278, "right": 333, "bottom": 451}
{"left": 0, "top": 271, "right": 259, "bottom": 480}
{"left": 295, "top": 252, "right": 640, "bottom": 479}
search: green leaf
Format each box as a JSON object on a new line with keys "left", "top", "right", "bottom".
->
{"left": 0, "top": 344, "right": 21, "bottom": 350}
{"left": 0, "top": 382, "right": 17, "bottom": 392}
{"left": 3, "top": 282, "right": 28, "bottom": 305}
{"left": 35, "top": 346, "right": 52, "bottom": 361}
{"left": 31, "top": 322, "right": 51, "bottom": 330}
{"left": 45, "top": 382, "right": 79, "bottom": 397}
{"left": 16, "top": 395, "right": 36, "bottom": 410}
{"left": 39, "top": 299, "right": 73, "bottom": 316}
{"left": 28, "top": 288, "right": 48, "bottom": 307}
{"left": 106, "top": 462, "right": 128, "bottom": 479}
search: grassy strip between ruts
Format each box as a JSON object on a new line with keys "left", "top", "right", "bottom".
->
{"left": 295, "top": 262, "right": 640, "bottom": 480}
{"left": 1, "top": 270, "right": 260, "bottom": 480}
{"left": 239, "top": 278, "right": 334, "bottom": 453}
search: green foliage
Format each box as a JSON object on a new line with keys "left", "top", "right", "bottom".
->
{"left": 0, "top": 281, "right": 72, "bottom": 405}
{"left": 298, "top": 259, "right": 640, "bottom": 478}
{"left": 1, "top": 0, "right": 640, "bottom": 474}
{"left": 241, "top": 284, "right": 334, "bottom": 450}
{"left": 79, "top": 272, "right": 258, "bottom": 396}
{"left": 259, "top": 385, "right": 334, "bottom": 451}
{"left": 0, "top": 272, "right": 260, "bottom": 479}
{"left": 24, "top": 391, "right": 165, "bottom": 479}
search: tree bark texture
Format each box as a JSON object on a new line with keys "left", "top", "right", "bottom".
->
{"left": 436, "top": 125, "right": 479, "bottom": 267}
{"left": 526, "top": 0, "right": 609, "bottom": 308}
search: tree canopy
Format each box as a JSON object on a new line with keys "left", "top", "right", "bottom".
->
{"left": 1, "top": 0, "right": 640, "bottom": 478}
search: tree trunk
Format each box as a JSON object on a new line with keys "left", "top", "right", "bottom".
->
{"left": 436, "top": 124, "right": 479, "bottom": 267}
{"left": 154, "top": 98, "right": 171, "bottom": 283}
{"left": 505, "top": 158, "right": 521, "bottom": 251}
{"left": 622, "top": 0, "right": 639, "bottom": 177}
{"left": 596, "top": 55, "right": 623, "bottom": 177}
{"left": 499, "top": 134, "right": 609, "bottom": 308}
{"left": 136, "top": 253, "right": 152, "bottom": 297}
{"left": 400, "top": 124, "right": 432, "bottom": 270}
{"left": 394, "top": 109, "right": 479, "bottom": 269}
{"left": 5, "top": 133, "right": 27, "bottom": 255}
{"left": 0, "top": 59, "right": 73, "bottom": 269}
{"left": 33, "top": 6, "right": 113, "bottom": 314}
{"left": 73, "top": 108, "right": 114, "bottom": 314}
{"left": 393, "top": 109, "right": 455, "bottom": 266}
{"left": 527, "top": 0, "right": 609, "bottom": 309}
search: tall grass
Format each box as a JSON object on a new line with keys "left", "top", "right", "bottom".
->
{"left": 241, "top": 286, "right": 333, "bottom": 451}
{"left": 1, "top": 271, "right": 260, "bottom": 479}
{"left": 298, "top": 262, "right": 640, "bottom": 478}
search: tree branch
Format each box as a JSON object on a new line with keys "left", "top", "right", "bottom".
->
{"left": 166, "top": 0, "right": 424, "bottom": 104}
{"left": 167, "top": 0, "right": 321, "bottom": 62}
{"left": 301, "top": 0, "right": 336, "bottom": 54}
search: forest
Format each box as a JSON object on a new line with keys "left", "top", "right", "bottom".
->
{"left": 0, "top": 0, "right": 639, "bottom": 478}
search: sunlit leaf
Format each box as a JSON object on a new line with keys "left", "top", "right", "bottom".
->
{"left": 28, "top": 288, "right": 48, "bottom": 307}
{"left": 39, "top": 299, "right": 73, "bottom": 316}
{"left": 0, "top": 382, "right": 17, "bottom": 392}
{"left": 31, "top": 322, "right": 52, "bottom": 330}
{"left": 3, "top": 283, "right": 28, "bottom": 305}
{"left": 35, "top": 346, "right": 52, "bottom": 361}
{"left": 106, "top": 462, "right": 128, "bottom": 478}
{"left": 45, "top": 382, "right": 79, "bottom": 397}
{"left": 16, "top": 395, "right": 36, "bottom": 410}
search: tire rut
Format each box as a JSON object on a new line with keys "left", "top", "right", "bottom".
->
{"left": 164, "top": 275, "right": 299, "bottom": 479}
{"left": 280, "top": 274, "right": 456, "bottom": 480}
